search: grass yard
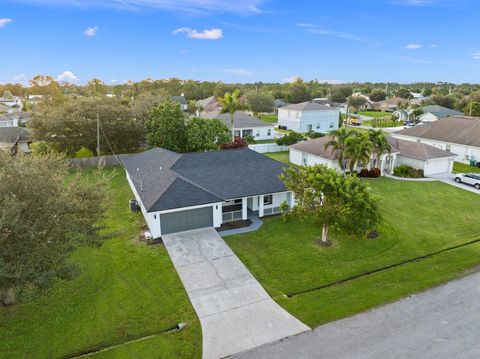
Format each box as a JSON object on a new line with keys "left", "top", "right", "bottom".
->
{"left": 358, "top": 111, "right": 392, "bottom": 118}
{"left": 259, "top": 114, "right": 278, "bottom": 124}
{"left": 225, "top": 178, "right": 480, "bottom": 327}
{"left": 453, "top": 161, "right": 480, "bottom": 174}
{"left": 265, "top": 151, "right": 290, "bottom": 165}
{"left": 0, "top": 167, "right": 201, "bottom": 359}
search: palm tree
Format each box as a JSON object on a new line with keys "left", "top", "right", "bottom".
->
{"left": 368, "top": 129, "right": 391, "bottom": 169}
{"left": 218, "top": 89, "right": 242, "bottom": 141}
{"left": 345, "top": 133, "right": 374, "bottom": 173}
{"left": 324, "top": 127, "right": 356, "bottom": 174}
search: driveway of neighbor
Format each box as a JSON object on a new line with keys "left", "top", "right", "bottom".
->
{"left": 162, "top": 228, "right": 309, "bottom": 359}
{"left": 233, "top": 271, "right": 480, "bottom": 359}
{"left": 430, "top": 173, "right": 480, "bottom": 194}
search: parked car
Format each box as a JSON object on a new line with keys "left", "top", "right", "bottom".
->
{"left": 454, "top": 173, "right": 480, "bottom": 190}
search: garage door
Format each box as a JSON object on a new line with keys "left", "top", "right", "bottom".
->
{"left": 160, "top": 207, "right": 213, "bottom": 235}
{"left": 426, "top": 159, "right": 450, "bottom": 175}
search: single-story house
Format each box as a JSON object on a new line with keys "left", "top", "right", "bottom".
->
{"left": 393, "top": 116, "right": 480, "bottom": 165}
{"left": 0, "top": 115, "right": 18, "bottom": 128}
{"left": 0, "top": 127, "right": 32, "bottom": 155}
{"left": 372, "top": 98, "right": 409, "bottom": 112}
{"left": 197, "top": 96, "right": 221, "bottom": 113}
{"left": 278, "top": 101, "right": 340, "bottom": 133}
{"left": 123, "top": 148, "right": 293, "bottom": 237}
{"left": 351, "top": 93, "right": 373, "bottom": 110}
{"left": 273, "top": 99, "right": 289, "bottom": 109}
{"left": 418, "top": 105, "right": 463, "bottom": 123}
{"left": 201, "top": 110, "right": 275, "bottom": 141}
{"left": 289, "top": 135, "right": 455, "bottom": 176}
{"left": 171, "top": 94, "right": 188, "bottom": 111}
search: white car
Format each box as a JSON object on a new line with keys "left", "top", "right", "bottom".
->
{"left": 454, "top": 173, "right": 480, "bottom": 190}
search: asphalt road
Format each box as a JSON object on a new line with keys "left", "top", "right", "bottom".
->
{"left": 233, "top": 271, "right": 480, "bottom": 359}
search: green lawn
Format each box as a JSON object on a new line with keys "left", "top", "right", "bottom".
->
{"left": 0, "top": 167, "right": 201, "bottom": 359}
{"left": 225, "top": 178, "right": 480, "bottom": 327}
{"left": 265, "top": 151, "right": 290, "bottom": 164}
{"left": 253, "top": 139, "right": 277, "bottom": 144}
{"left": 453, "top": 161, "right": 480, "bottom": 174}
{"left": 259, "top": 114, "right": 278, "bottom": 124}
{"left": 359, "top": 111, "right": 392, "bottom": 118}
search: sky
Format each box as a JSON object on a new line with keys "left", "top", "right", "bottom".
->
{"left": 1, "top": 0, "right": 480, "bottom": 85}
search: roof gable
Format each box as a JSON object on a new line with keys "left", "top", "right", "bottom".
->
{"left": 279, "top": 101, "right": 340, "bottom": 111}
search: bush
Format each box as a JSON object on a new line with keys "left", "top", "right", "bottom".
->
{"left": 220, "top": 137, "right": 248, "bottom": 150}
{"left": 276, "top": 132, "right": 305, "bottom": 146}
{"left": 359, "top": 168, "right": 381, "bottom": 178}
{"left": 244, "top": 134, "right": 256, "bottom": 144}
{"left": 75, "top": 146, "right": 95, "bottom": 158}
{"left": 393, "top": 164, "right": 424, "bottom": 178}
{"left": 305, "top": 130, "right": 325, "bottom": 139}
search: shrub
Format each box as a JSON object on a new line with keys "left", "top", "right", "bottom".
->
{"left": 220, "top": 137, "right": 248, "bottom": 150}
{"left": 276, "top": 132, "right": 305, "bottom": 146}
{"left": 393, "top": 164, "right": 424, "bottom": 178}
{"left": 75, "top": 146, "right": 95, "bottom": 158}
{"left": 359, "top": 168, "right": 381, "bottom": 178}
{"left": 244, "top": 134, "right": 256, "bottom": 144}
{"left": 305, "top": 130, "right": 325, "bottom": 139}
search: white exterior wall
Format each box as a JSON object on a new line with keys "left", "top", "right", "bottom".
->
{"left": 419, "top": 113, "right": 438, "bottom": 122}
{"left": 0, "top": 118, "right": 18, "bottom": 128}
{"left": 394, "top": 155, "right": 427, "bottom": 173}
{"left": 252, "top": 126, "right": 275, "bottom": 140}
{"left": 246, "top": 192, "right": 291, "bottom": 212}
{"left": 278, "top": 109, "right": 340, "bottom": 133}
{"left": 395, "top": 155, "right": 453, "bottom": 175}
{"left": 392, "top": 134, "right": 480, "bottom": 164}
{"left": 289, "top": 148, "right": 341, "bottom": 170}
{"left": 249, "top": 144, "right": 288, "bottom": 153}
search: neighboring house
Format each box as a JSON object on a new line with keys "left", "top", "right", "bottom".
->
{"left": 372, "top": 98, "right": 408, "bottom": 112}
{"left": 277, "top": 101, "right": 340, "bottom": 133}
{"left": 123, "top": 148, "right": 293, "bottom": 237}
{"left": 6, "top": 111, "right": 31, "bottom": 125}
{"left": 393, "top": 116, "right": 480, "bottom": 164}
{"left": 289, "top": 135, "right": 455, "bottom": 176}
{"left": 410, "top": 92, "right": 424, "bottom": 99}
{"left": 171, "top": 94, "right": 188, "bottom": 111}
{"left": 351, "top": 93, "right": 373, "bottom": 110}
{"left": 273, "top": 99, "right": 289, "bottom": 109}
{"left": 0, "top": 96, "right": 23, "bottom": 111}
{"left": 392, "top": 109, "right": 409, "bottom": 122}
{"left": 0, "top": 115, "right": 19, "bottom": 128}
{"left": 198, "top": 96, "right": 221, "bottom": 113}
{"left": 201, "top": 110, "right": 275, "bottom": 141}
{"left": 418, "top": 105, "right": 463, "bottom": 123}
{"left": 312, "top": 98, "right": 343, "bottom": 108}
{"left": 0, "top": 127, "right": 32, "bottom": 155}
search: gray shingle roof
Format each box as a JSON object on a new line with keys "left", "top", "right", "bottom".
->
{"left": 394, "top": 116, "right": 480, "bottom": 148}
{"left": 123, "top": 148, "right": 288, "bottom": 212}
{"left": 0, "top": 127, "right": 31, "bottom": 143}
{"left": 279, "top": 101, "right": 340, "bottom": 111}
{"left": 290, "top": 136, "right": 340, "bottom": 160}
{"left": 171, "top": 95, "right": 187, "bottom": 105}
{"left": 387, "top": 137, "right": 455, "bottom": 160}
{"left": 201, "top": 110, "right": 273, "bottom": 129}
{"left": 421, "top": 105, "right": 463, "bottom": 119}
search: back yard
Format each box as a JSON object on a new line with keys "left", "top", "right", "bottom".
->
{"left": 0, "top": 167, "right": 201, "bottom": 359}
{"left": 225, "top": 178, "right": 480, "bottom": 327}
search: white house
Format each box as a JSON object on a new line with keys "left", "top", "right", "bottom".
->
{"left": 202, "top": 110, "right": 275, "bottom": 141}
{"left": 277, "top": 102, "right": 340, "bottom": 133}
{"left": 393, "top": 116, "right": 480, "bottom": 165}
{"left": 123, "top": 148, "right": 293, "bottom": 238}
{"left": 0, "top": 115, "right": 19, "bottom": 128}
{"left": 171, "top": 94, "right": 188, "bottom": 111}
{"left": 418, "top": 105, "right": 463, "bottom": 123}
{"left": 289, "top": 135, "right": 455, "bottom": 176}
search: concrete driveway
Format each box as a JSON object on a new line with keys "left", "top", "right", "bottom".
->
{"left": 233, "top": 271, "right": 480, "bottom": 359}
{"left": 430, "top": 173, "right": 480, "bottom": 194}
{"left": 162, "top": 228, "right": 309, "bottom": 359}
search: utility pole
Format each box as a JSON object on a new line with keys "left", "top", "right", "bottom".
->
{"left": 96, "top": 114, "right": 100, "bottom": 157}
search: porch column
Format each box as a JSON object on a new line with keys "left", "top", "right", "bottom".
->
{"left": 289, "top": 192, "right": 295, "bottom": 208}
{"left": 259, "top": 195, "right": 264, "bottom": 217}
{"left": 380, "top": 156, "right": 385, "bottom": 175}
{"left": 242, "top": 197, "right": 248, "bottom": 220}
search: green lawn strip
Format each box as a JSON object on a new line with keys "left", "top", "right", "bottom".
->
{"left": 252, "top": 139, "right": 277, "bottom": 144}
{"left": 225, "top": 178, "right": 480, "bottom": 299}
{"left": 358, "top": 111, "right": 391, "bottom": 118}
{"left": 0, "top": 167, "right": 201, "bottom": 359}
{"left": 277, "top": 242, "right": 480, "bottom": 327}
{"left": 453, "top": 161, "right": 480, "bottom": 173}
{"left": 259, "top": 114, "right": 278, "bottom": 124}
{"left": 264, "top": 151, "right": 290, "bottom": 165}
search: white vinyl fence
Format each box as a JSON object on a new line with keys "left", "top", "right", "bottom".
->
{"left": 248, "top": 144, "right": 288, "bottom": 153}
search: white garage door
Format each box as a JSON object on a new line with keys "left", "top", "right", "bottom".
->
{"left": 160, "top": 207, "right": 213, "bottom": 235}
{"left": 426, "top": 159, "right": 450, "bottom": 175}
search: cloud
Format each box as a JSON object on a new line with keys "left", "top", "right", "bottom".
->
{"left": 84, "top": 26, "right": 99, "bottom": 37}
{"left": 57, "top": 71, "right": 79, "bottom": 83}
{"left": 296, "top": 23, "right": 378, "bottom": 47}
{"left": 282, "top": 75, "right": 301, "bottom": 83}
{"left": 173, "top": 27, "right": 223, "bottom": 40}
{"left": 221, "top": 68, "right": 252, "bottom": 76}
{"left": 13, "top": 0, "right": 264, "bottom": 15}
{"left": 404, "top": 43, "right": 422, "bottom": 49}
{"left": 473, "top": 52, "right": 480, "bottom": 60}
{"left": 11, "top": 74, "right": 26, "bottom": 82}
{"left": 0, "top": 18, "right": 13, "bottom": 28}
{"left": 430, "top": 44, "right": 438, "bottom": 48}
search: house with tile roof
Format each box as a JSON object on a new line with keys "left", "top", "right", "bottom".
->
{"left": 277, "top": 101, "right": 341, "bottom": 133}
{"left": 123, "top": 148, "right": 292, "bottom": 237}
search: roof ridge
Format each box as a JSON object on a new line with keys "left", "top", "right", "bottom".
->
{"left": 174, "top": 170, "right": 225, "bottom": 201}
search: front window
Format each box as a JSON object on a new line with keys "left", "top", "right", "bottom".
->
{"left": 446, "top": 144, "right": 451, "bottom": 152}
{"left": 316, "top": 123, "right": 321, "bottom": 129}
{"left": 329, "top": 121, "right": 334, "bottom": 128}
{"left": 267, "top": 129, "right": 271, "bottom": 136}
{"left": 242, "top": 129, "right": 253, "bottom": 138}
{"left": 263, "top": 195, "right": 273, "bottom": 205}
{"left": 234, "top": 130, "right": 241, "bottom": 137}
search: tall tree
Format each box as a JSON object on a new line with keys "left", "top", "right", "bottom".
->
{"left": 146, "top": 101, "right": 187, "bottom": 152}
{"left": 368, "top": 129, "right": 391, "bottom": 169}
{"left": 324, "top": 127, "right": 356, "bottom": 174}
{"left": 345, "top": 133, "right": 374, "bottom": 172}
{"left": 218, "top": 89, "right": 242, "bottom": 141}
{"left": 0, "top": 152, "right": 108, "bottom": 304}
{"left": 288, "top": 78, "right": 310, "bottom": 103}
{"left": 244, "top": 90, "right": 274, "bottom": 114}
{"left": 185, "top": 118, "right": 231, "bottom": 152}
{"left": 369, "top": 89, "right": 387, "bottom": 102}
{"left": 396, "top": 88, "right": 413, "bottom": 99}
{"left": 348, "top": 96, "right": 367, "bottom": 112}
{"left": 281, "top": 165, "right": 381, "bottom": 246}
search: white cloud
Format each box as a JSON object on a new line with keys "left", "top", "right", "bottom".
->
{"left": 430, "top": 44, "right": 438, "bottom": 48}
{"left": 0, "top": 18, "right": 13, "bottom": 28}
{"left": 57, "top": 71, "right": 79, "bottom": 83}
{"left": 84, "top": 26, "right": 99, "bottom": 37}
{"left": 473, "top": 52, "right": 480, "bottom": 60}
{"left": 282, "top": 75, "right": 301, "bottom": 83}
{"left": 404, "top": 43, "right": 422, "bottom": 49}
{"left": 173, "top": 27, "right": 223, "bottom": 40}
{"left": 11, "top": 74, "right": 26, "bottom": 82}
{"left": 13, "top": 0, "right": 264, "bottom": 15}
{"left": 222, "top": 68, "right": 252, "bottom": 76}
{"left": 110, "top": 79, "right": 118, "bottom": 83}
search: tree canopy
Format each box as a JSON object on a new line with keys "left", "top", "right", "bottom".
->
{"left": 146, "top": 101, "right": 187, "bottom": 152}
{"left": 244, "top": 90, "right": 274, "bottom": 113}
{"left": 185, "top": 117, "right": 231, "bottom": 152}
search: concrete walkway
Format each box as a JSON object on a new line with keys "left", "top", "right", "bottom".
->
{"left": 218, "top": 215, "right": 263, "bottom": 237}
{"left": 234, "top": 271, "right": 480, "bottom": 359}
{"left": 162, "top": 228, "right": 309, "bottom": 359}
